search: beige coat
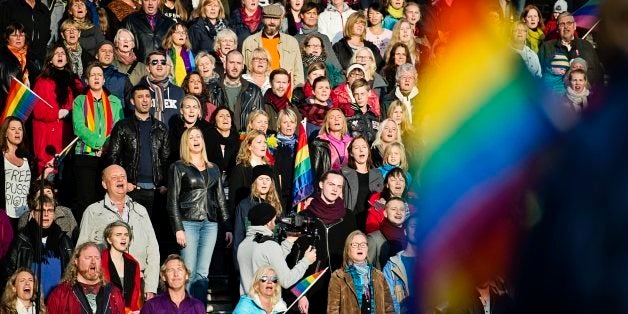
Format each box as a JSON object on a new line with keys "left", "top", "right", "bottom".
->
{"left": 241, "top": 32, "right": 305, "bottom": 88}
{"left": 327, "top": 266, "right": 395, "bottom": 314}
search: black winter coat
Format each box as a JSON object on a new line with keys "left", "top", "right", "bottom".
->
{"left": 346, "top": 104, "right": 380, "bottom": 144}
{"left": 167, "top": 161, "right": 229, "bottom": 232}
{"left": 0, "top": 0, "right": 51, "bottom": 62}
{"left": 168, "top": 117, "right": 213, "bottom": 165}
{"left": 310, "top": 137, "right": 331, "bottom": 186}
{"left": 206, "top": 78, "right": 263, "bottom": 131}
{"left": 229, "top": 7, "right": 263, "bottom": 49}
{"left": 108, "top": 115, "right": 170, "bottom": 186}
{"left": 121, "top": 12, "right": 176, "bottom": 61}
{"left": 6, "top": 221, "right": 73, "bottom": 277}
{"left": 188, "top": 17, "right": 229, "bottom": 54}
{"left": 0, "top": 45, "right": 40, "bottom": 106}
{"left": 332, "top": 38, "right": 384, "bottom": 71}
{"left": 205, "top": 127, "right": 240, "bottom": 185}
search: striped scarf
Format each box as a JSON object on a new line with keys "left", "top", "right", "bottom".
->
{"left": 169, "top": 47, "right": 195, "bottom": 86}
{"left": 85, "top": 90, "right": 114, "bottom": 137}
{"left": 346, "top": 262, "right": 375, "bottom": 314}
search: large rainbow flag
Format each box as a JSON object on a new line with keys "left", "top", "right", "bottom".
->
{"left": 573, "top": 0, "right": 599, "bottom": 30}
{"left": 410, "top": 1, "right": 566, "bottom": 311}
{"left": 1, "top": 77, "right": 47, "bottom": 122}
{"left": 292, "top": 119, "right": 314, "bottom": 212}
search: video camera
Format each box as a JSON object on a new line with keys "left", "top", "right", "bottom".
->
{"left": 276, "top": 212, "right": 317, "bottom": 238}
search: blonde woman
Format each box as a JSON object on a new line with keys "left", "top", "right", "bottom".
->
{"left": 233, "top": 266, "right": 287, "bottom": 313}
{"left": 166, "top": 127, "right": 230, "bottom": 304}
{"left": 310, "top": 108, "right": 353, "bottom": 182}
{"left": 328, "top": 230, "right": 394, "bottom": 313}
{"left": 378, "top": 141, "right": 412, "bottom": 184}
{"left": 63, "top": 0, "right": 105, "bottom": 56}
{"left": 246, "top": 110, "right": 270, "bottom": 134}
{"left": 333, "top": 11, "right": 383, "bottom": 70}
{"left": 385, "top": 19, "right": 418, "bottom": 66}
{"left": 162, "top": 23, "right": 195, "bottom": 86}
{"left": 386, "top": 100, "right": 411, "bottom": 135}
{"left": 242, "top": 48, "right": 272, "bottom": 95}
{"left": 229, "top": 130, "right": 275, "bottom": 215}
{"left": 234, "top": 164, "right": 282, "bottom": 252}
{"left": 349, "top": 47, "right": 387, "bottom": 115}
{"left": 0, "top": 268, "right": 45, "bottom": 314}
{"left": 189, "top": 0, "right": 230, "bottom": 54}
{"left": 371, "top": 118, "right": 402, "bottom": 167}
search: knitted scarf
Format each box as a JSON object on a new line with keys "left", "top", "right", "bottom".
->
{"left": 114, "top": 49, "right": 137, "bottom": 65}
{"left": 8, "top": 44, "right": 29, "bottom": 84}
{"left": 73, "top": 18, "right": 94, "bottom": 31}
{"left": 387, "top": 5, "right": 404, "bottom": 19}
{"left": 307, "top": 192, "right": 346, "bottom": 224}
{"left": 395, "top": 86, "right": 418, "bottom": 123}
{"left": 66, "top": 43, "right": 84, "bottom": 76}
{"left": 302, "top": 53, "right": 326, "bottom": 69}
{"left": 566, "top": 86, "right": 590, "bottom": 112}
{"left": 526, "top": 28, "right": 545, "bottom": 53}
{"left": 240, "top": 6, "right": 262, "bottom": 33}
{"left": 264, "top": 89, "right": 290, "bottom": 112}
{"left": 85, "top": 89, "right": 114, "bottom": 137}
{"left": 169, "top": 47, "right": 195, "bottom": 86}
{"left": 147, "top": 77, "right": 170, "bottom": 122}
{"left": 346, "top": 261, "right": 375, "bottom": 314}
{"left": 379, "top": 218, "right": 406, "bottom": 247}
{"left": 277, "top": 133, "right": 297, "bottom": 150}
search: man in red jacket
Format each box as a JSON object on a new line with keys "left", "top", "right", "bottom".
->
{"left": 46, "top": 242, "right": 125, "bottom": 314}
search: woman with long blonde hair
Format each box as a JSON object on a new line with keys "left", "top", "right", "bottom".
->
{"left": 166, "top": 127, "right": 230, "bottom": 305}
{"left": 0, "top": 268, "right": 45, "bottom": 314}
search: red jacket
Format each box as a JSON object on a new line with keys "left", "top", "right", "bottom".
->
{"left": 101, "top": 249, "right": 142, "bottom": 312}
{"left": 32, "top": 77, "right": 82, "bottom": 173}
{"left": 365, "top": 192, "right": 386, "bottom": 234}
{"left": 331, "top": 83, "right": 381, "bottom": 118}
{"left": 46, "top": 281, "right": 125, "bottom": 314}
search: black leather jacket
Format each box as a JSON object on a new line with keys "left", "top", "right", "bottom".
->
{"left": 0, "top": 45, "right": 41, "bottom": 104}
{"left": 206, "top": 78, "right": 263, "bottom": 131}
{"left": 310, "top": 137, "right": 331, "bottom": 185}
{"left": 109, "top": 115, "right": 170, "bottom": 186}
{"left": 6, "top": 222, "right": 73, "bottom": 276}
{"left": 167, "top": 161, "right": 230, "bottom": 232}
{"left": 121, "top": 12, "right": 175, "bottom": 61}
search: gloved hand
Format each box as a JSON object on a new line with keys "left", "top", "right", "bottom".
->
{"left": 58, "top": 109, "right": 69, "bottom": 119}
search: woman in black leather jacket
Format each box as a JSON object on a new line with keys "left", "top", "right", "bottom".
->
{"left": 166, "top": 126, "right": 231, "bottom": 304}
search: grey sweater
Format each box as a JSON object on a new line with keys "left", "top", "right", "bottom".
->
{"left": 237, "top": 225, "right": 314, "bottom": 295}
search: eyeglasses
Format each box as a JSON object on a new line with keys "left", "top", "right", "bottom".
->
{"left": 349, "top": 72, "right": 364, "bottom": 78}
{"left": 350, "top": 242, "right": 368, "bottom": 248}
{"left": 174, "top": 31, "right": 187, "bottom": 35}
{"left": 34, "top": 208, "right": 54, "bottom": 214}
{"left": 558, "top": 21, "right": 575, "bottom": 28}
{"left": 252, "top": 57, "right": 268, "bottom": 63}
{"left": 306, "top": 44, "right": 322, "bottom": 49}
{"left": 259, "top": 275, "right": 278, "bottom": 283}
{"left": 9, "top": 32, "right": 25, "bottom": 38}
{"left": 150, "top": 59, "right": 167, "bottom": 66}
{"left": 64, "top": 28, "right": 79, "bottom": 33}
{"left": 356, "top": 55, "right": 371, "bottom": 61}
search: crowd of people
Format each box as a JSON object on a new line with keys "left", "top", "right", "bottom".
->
{"left": 0, "top": 0, "right": 604, "bottom": 313}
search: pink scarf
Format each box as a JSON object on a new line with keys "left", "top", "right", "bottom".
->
{"left": 319, "top": 132, "right": 352, "bottom": 170}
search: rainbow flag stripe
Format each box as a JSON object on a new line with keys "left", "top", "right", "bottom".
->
{"left": 290, "top": 268, "right": 326, "bottom": 297}
{"left": 411, "top": 1, "right": 563, "bottom": 309}
{"left": 573, "top": 0, "right": 599, "bottom": 29}
{"left": 292, "top": 119, "right": 314, "bottom": 212}
{"left": 1, "top": 77, "right": 38, "bottom": 122}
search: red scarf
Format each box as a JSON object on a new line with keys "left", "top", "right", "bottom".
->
{"left": 264, "top": 89, "right": 290, "bottom": 112}
{"left": 379, "top": 219, "right": 406, "bottom": 247}
{"left": 240, "top": 6, "right": 262, "bottom": 33}
{"left": 306, "top": 193, "right": 346, "bottom": 224}
{"left": 85, "top": 90, "right": 114, "bottom": 137}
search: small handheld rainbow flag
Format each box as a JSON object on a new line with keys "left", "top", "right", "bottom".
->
{"left": 286, "top": 267, "right": 328, "bottom": 312}
{"left": 55, "top": 137, "right": 79, "bottom": 166}
{"left": 292, "top": 118, "right": 314, "bottom": 213}
{"left": 1, "top": 77, "right": 50, "bottom": 122}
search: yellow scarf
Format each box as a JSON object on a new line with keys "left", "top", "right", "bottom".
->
{"left": 174, "top": 51, "right": 187, "bottom": 86}
{"left": 526, "top": 28, "right": 545, "bottom": 54}
{"left": 387, "top": 5, "right": 404, "bottom": 19}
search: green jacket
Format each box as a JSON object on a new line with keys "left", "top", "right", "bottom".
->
{"left": 72, "top": 93, "right": 124, "bottom": 156}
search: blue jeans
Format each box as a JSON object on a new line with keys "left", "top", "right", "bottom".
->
{"left": 180, "top": 219, "right": 218, "bottom": 304}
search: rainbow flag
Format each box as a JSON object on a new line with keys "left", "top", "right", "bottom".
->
{"left": 1, "top": 77, "right": 46, "bottom": 122}
{"left": 292, "top": 119, "right": 314, "bottom": 212}
{"left": 290, "top": 267, "right": 327, "bottom": 297}
{"left": 411, "top": 1, "right": 565, "bottom": 311}
{"left": 573, "top": 0, "right": 599, "bottom": 30}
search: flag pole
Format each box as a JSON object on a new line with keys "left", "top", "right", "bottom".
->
{"left": 9, "top": 76, "right": 53, "bottom": 108}
{"left": 283, "top": 267, "right": 329, "bottom": 313}
{"left": 582, "top": 20, "right": 600, "bottom": 40}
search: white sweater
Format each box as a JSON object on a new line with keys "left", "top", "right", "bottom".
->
{"left": 317, "top": 3, "right": 356, "bottom": 44}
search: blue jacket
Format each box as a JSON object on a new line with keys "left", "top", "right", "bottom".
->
{"left": 137, "top": 76, "right": 184, "bottom": 128}
{"left": 103, "top": 65, "right": 132, "bottom": 108}
{"left": 233, "top": 295, "right": 287, "bottom": 314}
{"left": 382, "top": 251, "right": 410, "bottom": 313}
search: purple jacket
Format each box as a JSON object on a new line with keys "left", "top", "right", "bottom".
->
{"left": 140, "top": 291, "right": 205, "bottom": 314}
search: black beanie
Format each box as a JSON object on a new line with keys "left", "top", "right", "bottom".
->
{"left": 251, "top": 165, "right": 274, "bottom": 182}
{"left": 248, "top": 203, "right": 277, "bottom": 226}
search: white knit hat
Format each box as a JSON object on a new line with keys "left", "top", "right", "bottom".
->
{"left": 554, "top": 0, "right": 568, "bottom": 13}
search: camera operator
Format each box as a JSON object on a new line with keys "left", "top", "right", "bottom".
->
{"left": 237, "top": 203, "right": 317, "bottom": 313}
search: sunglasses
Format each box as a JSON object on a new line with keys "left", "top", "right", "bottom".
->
{"left": 150, "top": 59, "right": 167, "bottom": 66}
{"left": 259, "top": 275, "right": 278, "bottom": 283}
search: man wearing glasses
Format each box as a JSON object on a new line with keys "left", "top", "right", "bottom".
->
{"left": 136, "top": 51, "right": 185, "bottom": 127}
{"left": 538, "top": 12, "right": 603, "bottom": 88}
{"left": 6, "top": 196, "right": 73, "bottom": 299}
